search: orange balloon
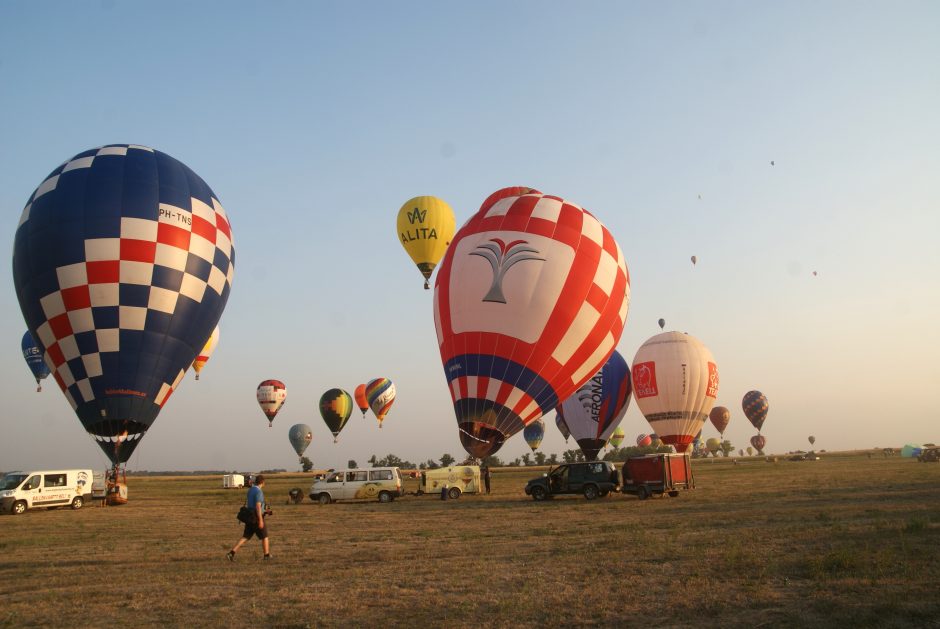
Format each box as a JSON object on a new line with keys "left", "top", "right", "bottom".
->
{"left": 354, "top": 383, "right": 369, "bottom": 417}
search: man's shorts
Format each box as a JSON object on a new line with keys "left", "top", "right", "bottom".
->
{"left": 243, "top": 520, "right": 269, "bottom": 540}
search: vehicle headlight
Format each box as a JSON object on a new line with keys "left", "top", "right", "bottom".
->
{"left": 0, "top": 490, "right": 13, "bottom": 498}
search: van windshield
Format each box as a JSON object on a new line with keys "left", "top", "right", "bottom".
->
{"left": 1, "top": 474, "right": 28, "bottom": 490}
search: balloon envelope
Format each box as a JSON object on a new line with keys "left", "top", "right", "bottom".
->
{"left": 658, "top": 318, "right": 665, "bottom": 330}
{"left": 808, "top": 435, "right": 816, "bottom": 446}
{"left": 354, "top": 383, "right": 369, "bottom": 417}
{"left": 365, "top": 378, "right": 396, "bottom": 426}
{"left": 706, "top": 437, "right": 721, "bottom": 455}
{"left": 433, "top": 189, "right": 630, "bottom": 458}
{"left": 742, "top": 391, "right": 769, "bottom": 432}
{"left": 319, "top": 389, "right": 353, "bottom": 442}
{"left": 636, "top": 433, "right": 652, "bottom": 447}
{"left": 609, "top": 426, "right": 625, "bottom": 448}
{"left": 523, "top": 419, "right": 545, "bottom": 452}
{"left": 691, "top": 255, "right": 697, "bottom": 265}
{"left": 709, "top": 406, "right": 731, "bottom": 435}
{"left": 632, "top": 332, "right": 719, "bottom": 453}
{"left": 288, "top": 423, "right": 313, "bottom": 458}
{"left": 556, "top": 350, "right": 632, "bottom": 461}
{"left": 12, "top": 145, "right": 234, "bottom": 465}
{"left": 397, "top": 196, "right": 456, "bottom": 289}
{"left": 21, "top": 330, "right": 51, "bottom": 391}
{"left": 750, "top": 435, "right": 766, "bottom": 453}
{"left": 555, "top": 413, "right": 571, "bottom": 442}
{"left": 192, "top": 325, "right": 219, "bottom": 380}
{"left": 257, "top": 380, "right": 287, "bottom": 426}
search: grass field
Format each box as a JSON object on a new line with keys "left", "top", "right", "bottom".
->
{"left": 1, "top": 453, "right": 938, "bottom": 628}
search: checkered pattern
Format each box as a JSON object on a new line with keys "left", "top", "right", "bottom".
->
{"left": 433, "top": 192, "right": 629, "bottom": 453}
{"left": 13, "top": 145, "right": 234, "bottom": 457}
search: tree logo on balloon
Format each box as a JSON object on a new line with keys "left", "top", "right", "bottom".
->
{"left": 470, "top": 238, "right": 545, "bottom": 304}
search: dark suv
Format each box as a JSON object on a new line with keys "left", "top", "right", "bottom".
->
{"left": 524, "top": 461, "right": 619, "bottom": 501}
{"left": 918, "top": 447, "right": 940, "bottom": 463}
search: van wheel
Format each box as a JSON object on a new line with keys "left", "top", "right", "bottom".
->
{"left": 12, "top": 501, "right": 27, "bottom": 515}
{"left": 583, "top": 485, "right": 599, "bottom": 500}
{"left": 448, "top": 487, "right": 461, "bottom": 500}
{"left": 378, "top": 491, "right": 392, "bottom": 503}
{"left": 309, "top": 494, "right": 317, "bottom": 501}
{"left": 531, "top": 486, "right": 547, "bottom": 501}
{"left": 637, "top": 486, "right": 650, "bottom": 500}
{"left": 318, "top": 493, "right": 332, "bottom": 505}
{"left": 71, "top": 496, "right": 84, "bottom": 510}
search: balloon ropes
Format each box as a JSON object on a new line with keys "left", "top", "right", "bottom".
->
{"left": 365, "top": 378, "right": 396, "bottom": 428}
{"left": 192, "top": 324, "right": 219, "bottom": 380}
{"left": 12, "top": 145, "right": 234, "bottom": 468}
{"left": 631, "top": 332, "right": 719, "bottom": 454}
{"left": 742, "top": 391, "right": 769, "bottom": 433}
{"left": 319, "top": 388, "right": 353, "bottom": 442}
{"left": 556, "top": 349, "right": 632, "bottom": 461}
{"left": 257, "top": 380, "right": 287, "bottom": 427}
{"left": 397, "top": 196, "right": 456, "bottom": 289}
{"left": 288, "top": 423, "right": 313, "bottom": 460}
{"left": 354, "top": 383, "right": 369, "bottom": 418}
{"left": 433, "top": 188, "right": 631, "bottom": 458}
{"left": 21, "top": 330, "right": 50, "bottom": 392}
{"left": 523, "top": 419, "right": 545, "bottom": 452}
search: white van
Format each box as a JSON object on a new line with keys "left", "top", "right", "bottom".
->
{"left": 309, "top": 467, "right": 403, "bottom": 504}
{"left": 0, "top": 470, "right": 93, "bottom": 515}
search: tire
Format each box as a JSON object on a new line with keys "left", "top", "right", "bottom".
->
{"left": 317, "top": 493, "right": 332, "bottom": 505}
{"left": 308, "top": 494, "right": 317, "bottom": 501}
{"left": 531, "top": 486, "right": 548, "bottom": 501}
{"left": 448, "top": 487, "right": 461, "bottom": 500}
{"left": 12, "top": 501, "right": 27, "bottom": 515}
{"left": 637, "top": 486, "right": 650, "bottom": 500}
{"left": 71, "top": 496, "right": 84, "bottom": 510}
{"left": 583, "top": 484, "right": 599, "bottom": 500}
{"left": 378, "top": 491, "right": 392, "bottom": 503}
{"left": 668, "top": 491, "right": 679, "bottom": 498}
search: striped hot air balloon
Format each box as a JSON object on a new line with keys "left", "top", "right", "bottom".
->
{"left": 319, "top": 388, "right": 353, "bottom": 442}
{"left": 365, "top": 378, "right": 396, "bottom": 427}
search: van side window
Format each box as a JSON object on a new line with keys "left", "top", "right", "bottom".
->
{"left": 24, "top": 475, "right": 41, "bottom": 490}
{"left": 44, "top": 473, "right": 66, "bottom": 487}
{"left": 327, "top": 473, "right": 342, "bottom": 483}
{"left": 370, "top": 470, "right": 392, "bottom": 481}
{"left": 347, "top": 471, "right": 368, "bottom": 482}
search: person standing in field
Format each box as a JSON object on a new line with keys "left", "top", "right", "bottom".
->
{"left": 227, "top": 474, "right": 271, "bottom": 561}
{"left": 482, "top": 466, "right": 491, "bottom": 494}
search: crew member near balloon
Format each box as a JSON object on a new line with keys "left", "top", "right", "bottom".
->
{"left": 227, "top": 475, "right": 272, "bottom": 561}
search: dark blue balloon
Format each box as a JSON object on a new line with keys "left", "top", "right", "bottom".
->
{"left": 12, "top": 145, "right": 235, "bottom": 464}
{"left": 21, "top": 330, "right": 51, "bottom": 390}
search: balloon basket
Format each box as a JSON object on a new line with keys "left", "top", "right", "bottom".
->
{"left": 195, "top": 374, "right": 200, "bottom": 381}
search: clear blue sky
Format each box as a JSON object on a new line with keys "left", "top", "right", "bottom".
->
{"left": 1, "top": 2, "right": 938, "bottom": 471}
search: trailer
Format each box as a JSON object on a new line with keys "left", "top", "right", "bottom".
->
{"left": 223, "top": 474, "right": 245, "bottom": 489}
{"left": 621, "top": 454, "right": 694, "bottom": 500}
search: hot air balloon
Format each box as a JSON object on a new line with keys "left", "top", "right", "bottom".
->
{"left": 658, "top": 318, "right": 665, "bottom": 330}
{"left": 808, "top": 435, "right": 816, "bottom": 446}
{"left": 650, "top": 433, "right": 662, "bottom": 448}
{"left": 636, "top": 433, "right": 652, "bottom": 448}
{"left": 12, "top": 145, "right": 234, "bottom": 467}
{"left": 742, "top": 391, "right": 769, "bottom": 433}
{"left": 812, "top": 271, "right": 818, "bottom": 277}
{"left": 706, "top": 437, "right": 721, "bottom": 456}
{"left": 523, "top": 419, "right": 545, "bottom": 452}
{"left": 738, "top": 448, "right": 744, "bottom": 456}
{"left": 555, "top": 350, "right": 632, "bottom": 461}
{"left": 750, "top": 434, "right": 766, "bottom": 455}
{"left": 397, "top": 196, "right": 456, "bottom": 289}
{"left": 21, "top": 330, "right": 50, "bottom": 392}
{"left": 365, "top": 378, "right": 396, "bottom": 427}
{"left": 609, "top": 426, "right": 625, "bottom": 448}
{"left": 555, "top": 413, "right": 571, "bottom": 443}
{"left": 354, "top": 384, "right": 369, "bottom": 418}
{"left": 691, "top": 255, "right": 697, "bottom": 265}
{"left": 433, "top": 189, "right": 630, "bottom": 458}
{"left": 480, "top": 186, "right": 542, "bottom": 213}
{"left": 632, "top": 332, "right": 719, "bottom": 454}
{"left": 288, "top": 423, "right": 313, "bottom": 460}
{"left": 257, "top": 380, "right": 287, "bottom": 427}
{"left": 709, "top": 406, "right": 731, "bottom": 437}
{"left": 746, "top": 446, "right": 754, "bottom": 456}
{"left": 192, "top": 325, "right": 219, "bottom": 380}
{"left": 319, "top": 389, "right": 353, "bottom": 442}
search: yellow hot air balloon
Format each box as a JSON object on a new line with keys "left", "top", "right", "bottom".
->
{"left": 397, "top": 196, "right": 456, "bottom": 289}
{"left": 192, "top": 325, "right": 220, "bottom": 380}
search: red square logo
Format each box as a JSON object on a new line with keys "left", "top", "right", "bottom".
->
{"left": 706, "top": 361, "right": 719, "bottom": 398}
{"left": 633, "top": 361, "right": 658, "bottom": 398}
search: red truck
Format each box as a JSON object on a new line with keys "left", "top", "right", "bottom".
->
{"left": 621, "top": 453, "right": 694, "bottom": 499}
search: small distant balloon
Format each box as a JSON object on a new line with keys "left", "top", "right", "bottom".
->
{"left": 354, "top": 384, "right": 369, "bottom": 418}
{"left": 523, "top": 419, "right": 545, "bottom": 452}
{"left": 257, "top": 380, "right": 287, "bottom": 427}
{"left": 555, "top": 413, "right": 571, "bottom": 443}
{"left": 808, "top": 435, "right": 816, "bottom": 446}
{"left": 751, "top": 434, "right": 767, "bottom": 454}
{"left": 288, "top": 424, "right": 313, "bottom": 459}
{"left": 637, "top": 433, "right": 652, "bottom": 448}
{"left": 658, "top": 318, "right": 665, "bottom": 330}
{"left": 770, "top": 160, "right": 775, "bottom": 166}
{"left": 813, "top": 271, "right": 818, "bottom": 277}
{"left": 319, "top": 388, "right": 353, "bottom": 442}
{"left": 192, "top": 325, "right": 220, "bottom": 381}
{"left": 21, "top": 331, "right": 50, "bottom": 392}
{"left": 691, "top": 255, "right": 697, "bottom": 266}
{"left": 365, "top": 378, "right": 396, "bottom": 427}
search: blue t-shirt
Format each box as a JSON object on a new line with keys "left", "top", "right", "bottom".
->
{"left": 246, "top": 485, "right": 264, "bottom": 510}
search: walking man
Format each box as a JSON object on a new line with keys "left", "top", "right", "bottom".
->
{"left": 227, "top": 474, "right": 271, "bottom": 561}
{"left": 482, "top": 465, "right": 491, "bottom": 494}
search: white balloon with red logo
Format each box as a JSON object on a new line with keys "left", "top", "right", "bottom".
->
{"left": 631, "top": 331, "right": 719, "bottom": 453}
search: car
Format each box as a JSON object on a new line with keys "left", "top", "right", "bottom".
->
{"left": 308, "top": 467, "right": 403, "bottom": 504}
{"left": 524, "top": 461, "right": 619, "bottom": 501}
{"left": 918, "top": 447, "right": 940, "bottom": 463}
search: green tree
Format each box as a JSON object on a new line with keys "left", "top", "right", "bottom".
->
{"left": 368, "top": 455, "right": 378, "bottom": 467}
{"left": 300, "top": 456, "right": 313, "bottom": 473}
{"left": 425, "top": 459, "right": 439, "bottom": 469}
{"left": 534, "top": 452, "right": 547, "bottom": 465}
{"left": 439, "top": 453, "right": 455, "bottom": 467}
{"left": 720, "top": 440, "right": 734, "bottom": 457}
{"left": 481, "top": 455, "right": 503, "bottom": 467}
{"left": 347, "top": 459, "right": 358, "bottom": 469}
{"left": 547, "top": 453, "right": 559, "bottom": 465}
{"left": 521, "top": 453, "right": 532, "bottom": 466}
